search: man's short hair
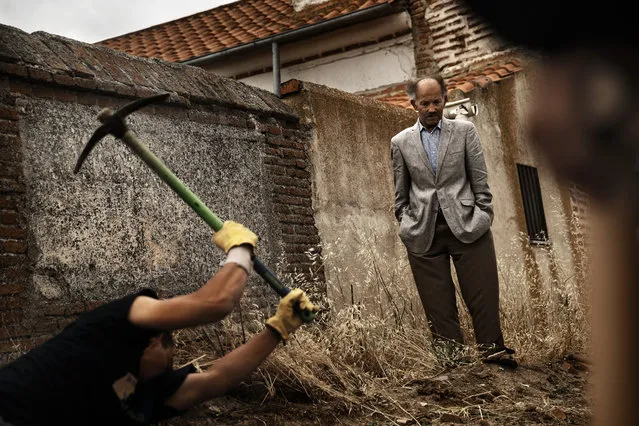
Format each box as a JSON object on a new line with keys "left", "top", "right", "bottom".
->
{"left": 407, "top": 75, "right": 447, "bottom": 100}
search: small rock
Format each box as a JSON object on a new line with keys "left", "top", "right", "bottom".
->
{"left": 551, "top": 407, "right": 567, "bottom": 421}
{"left": 560, "top": 361, "right": 574, "bottom": 372}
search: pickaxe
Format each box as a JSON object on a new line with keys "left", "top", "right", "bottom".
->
{"left": 74, "top": 93, "right": 316, "bottom": 323}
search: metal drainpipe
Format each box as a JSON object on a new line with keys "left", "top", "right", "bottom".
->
{"left": 272, "top": 42, "right": 281, "bottom": 97}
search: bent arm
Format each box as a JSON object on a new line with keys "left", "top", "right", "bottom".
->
{"left": 391, "top": 141, "right": 411, "bottom": 221}
{"left": 128, "top": 261, "right": 248, "bottom": 330}
{"left": 465, "top": 124, "right": 494, "bottom": 220}
{"left": 164, "top": 328, "right": 281, "bottom": 411}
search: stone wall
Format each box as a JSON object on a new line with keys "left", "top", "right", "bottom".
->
{"left": 0, "top": 24, "right": 323, "bottom": 361}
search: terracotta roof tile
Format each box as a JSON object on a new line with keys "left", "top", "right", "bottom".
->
{"left": 362, "top": 59, "right": 525, "bottom": 109}
{"left": 98, "top": 0, "right": 398, "bottom": 63}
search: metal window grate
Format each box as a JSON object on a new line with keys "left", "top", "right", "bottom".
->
{"left": 516, "top": 164, "right": 549, "bottom": 243}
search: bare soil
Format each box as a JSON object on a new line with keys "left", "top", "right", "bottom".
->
{"left": 163, "top": 355, "right": 591, "bottom": 425}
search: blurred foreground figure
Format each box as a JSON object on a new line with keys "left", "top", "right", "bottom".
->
{"left": 461, "top": 2, "right": 638, "bottom": 424}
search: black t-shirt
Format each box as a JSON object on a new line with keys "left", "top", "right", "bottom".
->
{"left": 0, "top": 289, "right": 194, "bottom": 426}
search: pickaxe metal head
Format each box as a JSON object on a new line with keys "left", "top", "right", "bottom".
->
{"left": 74, "top": 93, "right": 170, "bottom": 174}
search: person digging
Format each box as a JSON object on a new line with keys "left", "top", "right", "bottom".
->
{"left": 0, "top": 221, "right": 318, "bottom": 426}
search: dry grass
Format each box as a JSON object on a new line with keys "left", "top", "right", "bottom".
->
{"left": 171, "top": 211, "right": 592, "bottom": 421}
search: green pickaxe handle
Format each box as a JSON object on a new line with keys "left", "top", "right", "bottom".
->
{"left": 117, "top": 127, "right": 316, "bottom": 323}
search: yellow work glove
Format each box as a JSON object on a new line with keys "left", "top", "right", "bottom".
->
{"left": 213, "top": 221, "right": 258, "bottom": 253}
{"left": 266, "top": 288, "right": 319, "bottom": 341}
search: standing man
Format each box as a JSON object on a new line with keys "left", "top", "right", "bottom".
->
{"left": 0, "top": 221, "right": 318, "bottom": 426}
{"left": 390, "top": 75, "right": 516, "bottom": 367}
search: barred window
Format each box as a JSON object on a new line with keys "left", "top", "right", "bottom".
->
{"left": 516, "top": 164, "right": 549, "bottom": 244}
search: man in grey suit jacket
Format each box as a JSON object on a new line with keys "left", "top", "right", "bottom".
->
{"left": 391, "top": 75, "right": 516, "bottom": 367}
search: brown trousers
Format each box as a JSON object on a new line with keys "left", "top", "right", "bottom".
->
{"left": 406, "top": 212, "right": 505, "bottom": 348}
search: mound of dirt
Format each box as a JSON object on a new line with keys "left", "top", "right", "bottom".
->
{"left": 162, "top": 355, "right": 591, "bottom": 425}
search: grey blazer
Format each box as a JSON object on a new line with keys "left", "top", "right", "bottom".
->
{"left": 391, "top": 118, "right": 494, "bottom": 253}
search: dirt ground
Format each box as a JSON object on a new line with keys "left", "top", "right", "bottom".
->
{"left": 163, "top": 355, "right": 591, "bottom": 425}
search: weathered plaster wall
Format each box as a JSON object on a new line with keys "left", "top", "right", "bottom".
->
{"left": 284, "top": 82, "right": 420, "bottom": 311}
{"left": 284, "top": 75, "right": 579, "bottom": 325}
{"left": 0, "top": 24, "right": 322, "bottom": 360}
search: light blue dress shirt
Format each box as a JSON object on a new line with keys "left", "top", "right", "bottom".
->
{"left": 418, "top": 119, "right": 441, "bottom": 175}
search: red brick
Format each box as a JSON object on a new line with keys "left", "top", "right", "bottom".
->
{"left": 0, "top": 226, "right": 26, "bottom": 239}
{"left": 0, "top": 325, "right": 30, "bottom": 340}
{"left": 264, "top": 165, "right": 286, "bottom": 176}
{"left": 283, "top": 187, "right": 311, "bottom": 197}
{"left": 33, "top": 321, "right": 61, "bottom": 334}
{"left": 280, "top": 225, "right": 295, "bottom": 234}
{"left": 43, "top": 302, "right": 85, "bottom": 317}
{"left": 0, "top": 63, "right": 28, "bottom": 78}
{"left": 0, "top": 296, "right": 22, "bottom": 309}
{"left": 283, "top": 234, "right": 320, "bottom": 244}
{"left": 76, "top": 91, "right": 97, "bottom": 106}
{"left": 2, "top": 240, "right": 26, "bottom": 254}
{"left": 54, "top": 89, "right": 77, "bottom": 103}
{"left": 285, "top": 253, "right": 313, "bottom": 264}
{"left": 0, "top": 310, "right": 23, "bottom": 325}
{"left": 31, "top": 85, "right": 56, "bottom": 99}
{"left": 278, "top": 214, "right": 314, "bottom": 225}
{"left": 0, "top": 254, "right": 26, "bottom": 268}
{"left": 259, "top": 124, "right": 282, "bottom": 135}
{"left": 289, "top": 205, "right": 313, "bottom": 216}
{"left": 0, "top": 134, "right": 20, "bottom": 151}
{"left": 0, "top": 283, "right": 24, "bottom": 296}
{"left": 274, "top": 195, "right": 310, "bottom": 206}
{"left": 287, "top": 169, "right": 310, "bottom": 178}
{"left": 263, "top": 156, "right": 297, "bottom": 167}
{"left": 293, "top": 225, "right": 317, "bottom": 235}
{"left": 282, "top": 148, "right": 305, "bottom": 159}
{"left": 283, "top": 243, "right": 315, "bottom": 254}
{"left": 27, "top": 67, "right": 53, "bottom": 82}
{"left": 0, "top": 210, "right": 19, "bottom": 225}
{"left": 273, "top": 204, "right": 290, "bottom": 214}
{"left": 115, "top": 84, "right": 137, "bottom": 98}
{"left": 280, "top": 79, "right": 301, "bottom": 96}
{"left": 42, "top": 305, "right": 66, "bottom": 316}
{"left": 8, "top": 79, "right": 32, "bottom": 96}
{"left": 0, "top": 165, "right": 21, "bottom": 178}
{"left": 0, "top": 107, "right": 18, "bottom": 121}
{"left": 135, "top": 87, "right": 159, "bottom": 99}
{"left": 0, "top": 119, "right": 19, "bottom": 135}
{"left": 264, "top": 147, "right": 283, "bottom": 157}
{"left": 0, "top": 197, "right": 15, "bottom": 208}
{"left": 58, "top": 317, "right": 76, "bottom": 329}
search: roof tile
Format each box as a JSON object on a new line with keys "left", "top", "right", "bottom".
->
{"left": 362, "top": 60, "right": 526, "bottom": 109}
{"left": 98, "top": 0, "right": 397, "bottom": 63}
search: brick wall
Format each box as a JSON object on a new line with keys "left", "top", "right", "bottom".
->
{"left": 408, "top": 0, "right": 437, "bottom": 77}
{"left": 424, "top": 0, "right": 511, "bottom": 75}
{"left": 0, "top": 83, "right": 30, "bottom": 357}
{"left": 0, "top": 24, "right": 323, "bottom": 362}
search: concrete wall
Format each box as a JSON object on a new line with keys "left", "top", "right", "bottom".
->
{"left": 283, "top": 75, "right": 580, "bottom": 323}
{"left": 284, "top": 82, "right": 421, "bottom": 313}
{"left": 0, "top": 24, "right": 323, "bottom": 360}
{"left": 469, "top": 67, "right": 581, "bottom": 307}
